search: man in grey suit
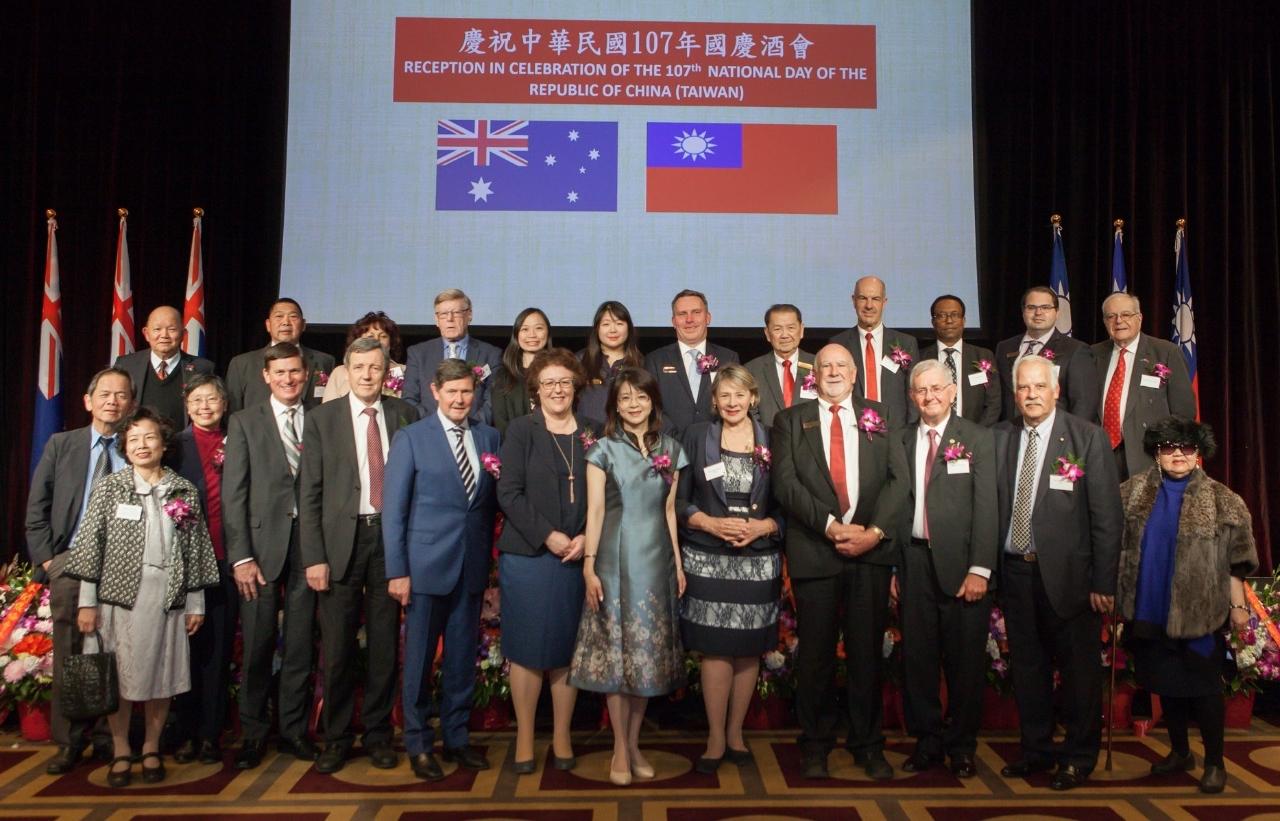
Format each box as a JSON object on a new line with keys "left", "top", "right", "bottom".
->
{"left": 222, "top": 342, "right": 319, "bottom": 769}
{"left": 831, "top": 276, "right": 919, "bottom": 428}
{"left": 225, "top": 298, "right": 335, "bottom": 413}
{"left": 300, "top": 338, "right": 420, "bottom": 774}
{"left": 994, "top": 286, "right": 1100, "bottom": 423}
{"left": 897, "top": 359, "right": 997, "bottom": 779}
{"left": 26, "top": 368, "right": 133, "bottom": 774}
{"left": 771, "top": 343, "right": 908, "bottom": 781}
{"left": 643, "top": 289, "right": 739, "bottom": 436}
{"left": 920, "top": 295, "right": 1001, "bottom": 426}
{"left": 994, "top": 355, "right": 1122, "bottom": 791}
{"left": 402, "top": 288, "right": 502, "bottom": 424}
{"left": 1092, "top": 292, "right": 1196, "bottom": 480}
{"left": 744, "top": 303, "right": 816, "bottom": 427}
{"left": 113, "top": 305, "right": 215, "bottom": 426}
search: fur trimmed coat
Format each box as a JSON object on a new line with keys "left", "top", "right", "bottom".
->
{"left": 1117, "top": 466, "right": 1258, "bottom": 638}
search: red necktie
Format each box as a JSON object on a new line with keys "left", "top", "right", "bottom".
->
{"left": 864, "top": 332, "right": 878, "bottom": 401}
{"left": 781, "top": 359, "right": 795, "bottom": 407}
{"left": 1103, "top": 347, "right": 1127, "bottom": 449}
{"left": 364, "top": 407, "right": 385, "bottom": 511}
{"left": 922, "top": 429, "right": 939, "bottom": 540}
{"left": 829, "top": 405, "right": 851, "bottom": 517}
{"left": 156, "top": 360, "right": 168, "bottom": 380}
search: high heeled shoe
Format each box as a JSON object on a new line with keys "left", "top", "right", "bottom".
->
{"left": 609, "top": 755, "right": 632, "bottom": 786}
{"left": 630, "top": 757, "right": 655, "bottom": 779}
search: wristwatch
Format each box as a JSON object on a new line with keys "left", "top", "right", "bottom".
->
{"left": 869, "top": 525, "right": 886, "bottom": 542}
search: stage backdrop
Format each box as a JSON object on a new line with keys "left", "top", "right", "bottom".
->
{"left": 3, "top": 2, "right": 1277, "bottom": 568}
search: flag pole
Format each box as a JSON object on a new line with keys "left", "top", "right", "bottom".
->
{"left": 1105, "top": 619, "right": 1121, "bottom": 771}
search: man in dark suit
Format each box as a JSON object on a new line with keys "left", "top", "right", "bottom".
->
{"left": 744, "top": 303, "right": 816, "bottom": 427}
{"left": 994, "top": 355, "right": 1122, "bottom": 790}
{"left": 300, "top": 338, "right": 420, "bottom": 774}
{"left": 994, "top": 286, "right": 1100, "bottom": 423}
{"left": 225, "top": 298, "right": 335, "bottom": 413}
{"left": 222, "top": 342, "right": 319, "bottom": 769}
{"left": 402, "top": 288, "right": 502, "bottom": 424}
{"left": 771, "top": 343, "right": 908, "bottom": 780}
{"left": 1092, "top": 292, "right": 1197, "bottom": 480}
{"left": 831, "top": 276, "right": 919, "bottom": 428}
{"left": 920, "top": 294, "right": 1001, "bottom": 426}
{"left": 643, "top": 289, "right": 739, "bottom": 436}
{"left": 384, "top": 358, "right": 501, "bottom": 781}
{"left": 26, "top": 368, "right": 133, "bottom": 774}
{"left": 897, "top": 359, "right": 997, "bottom": 779}
{"left": 114, "top": 305, "right": 215, "bottom": 426}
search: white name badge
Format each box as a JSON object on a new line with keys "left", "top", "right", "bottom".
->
{"left": 946, "top": 458, "right": 971, "bottom": 474}
{"left": 1049, "top": 475, "right": 1075, "bottom": 492}
{"left": 799, "top": 386, "right": 819, "bottom": 400}
{"left": 116, "top": 504, "right": 143, "bottom": 520}
{"left": 968, "top": 371, "right": 989, "bottom": 387}
{"left": 880, "top": 356, "right": 900, "bottom": 374}
{"left": 703, "top": 462, "right": 726, "bottom": 481}
{"left": 1140, "top": 374, "right": 1163, "bottom": 389}
{"left": 1051, "top": 364, "right": 1061, "bottom": 380}
{"left": 479, "top": 363, "right": 492, "bottom": 381}
{"left": 314, "top": 385, "right": 326, "bottom": 398}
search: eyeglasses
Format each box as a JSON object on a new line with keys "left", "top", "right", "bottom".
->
{"left": 911, "top": 385, "right": 953, "bottom": 397}
{"left": 1156, "top": 442, "right": 1198, "bottom": 456}
{"left": 435, "top": 309, "right": 469, "bottom": 319}
{"left": 539, "top": 378, "right": 575, "bottom": 390}
{"left": 1024, "top": 304, "right": 1056, "bottom": 313}
{"left": 932, "top": 311, "right": 963, "bottom": 321}
{"left": 1103, "top": 311, "right": 1140, "bottom": 322}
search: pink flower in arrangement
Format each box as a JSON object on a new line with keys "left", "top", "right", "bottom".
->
{"left": 800, "top": 372, "right": 817, "bottom": 393}
{"left": 211, "top": 443, "right": 226, "bottom": 470}
{"left": 578, "top": 429, "right": 598, "bottom": 451}
{"left": 480, "top": 453, "right": 502, "bottom": 480}
{"left": 383, "top": 372, "right": 405, "bottom": 394}
{"left": 472, "top": 365, "right": 488, "bottom": 380}
{"left": 942, "top": 441, "right": 972, "bottom": 462}
{"left": 163, "top": 497, "right": 198, "bottom": 530}
{"left": 649, "top": 452, "right": 674, "bottom": 485}
{"left": 752, "top": 444, "right": 772, "bottom": 471}
{"left": 696, "top": 354, "right": 720, "bottom": 375}
{"left": 1055, "top": 455, "right": 1085, "bottom": 482}
{"left": 314, "top": 371, "right": 329, "bottom": 387}
{"left": 976, "top": 359, "right": 994, "bottom": 375}
{"left": 889, "top": 346, "right": 913, "bottom": 369}
{"left": 857, "top": 408, "right": 887, "bottom": 439}
{"left": 1150, "top": 362, "right": 1172, "bottom": 384}
{"left": 1041, "top": 348, "right": 1056, "bottom": 361}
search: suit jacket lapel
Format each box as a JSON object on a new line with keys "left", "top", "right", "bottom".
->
{"left": 762, "top": 356, "right": 785, "bottom": 412}
{"left": 704, "top": 420, "right": 727, "bottom": 508}
{"left": 800, "top": 402, "right": 838, "bottom": 498}
{"left": 1034, "top": 414, "right": 1069, "bottom": 513}
{"left": 748, "top": 419, "right": 770, "bottom": 510}
{"left": 1123, "top": 334, "right": 1150, "bottom": 419}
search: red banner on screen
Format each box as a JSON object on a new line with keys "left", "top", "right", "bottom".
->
{"left": 394, "top": 18, "right": 876, "bottom": 109}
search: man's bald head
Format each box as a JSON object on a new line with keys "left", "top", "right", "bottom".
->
{"left": 142, "top": 306, "right": 184, "bottom": 359}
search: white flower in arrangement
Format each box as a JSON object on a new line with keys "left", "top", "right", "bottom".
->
{"left": 764, "top": 650, "right": 786, "bottom": 671}
{"left": 489, "top": 641, "right": 504, "bottom": 667}
{"left": 1238, "top": 644, "right": 1260, "bottom": 668}
{"left": 37, "top": 604, "right": 52, "bottom": 619}
{"left": 357, "top": 626, "right": 367, "bottom": 649}
{"left": 986, "top": 635, "right": 1001, "bottom": 660}
{"left": 882, "top": 631, "right": 895, "bottom": 659}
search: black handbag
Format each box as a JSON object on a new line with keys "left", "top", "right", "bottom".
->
{"left": 60, "top": 631, "right": 119, "bottom": 721}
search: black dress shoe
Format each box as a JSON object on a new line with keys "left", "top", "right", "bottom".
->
{"left": 801, "top": 750, "right": 829, "bottom": 779}
{"left": 724, "top": 747, "right": 753, "bottom": 765}
{"left": 552, "top": 755, "right": 577, "bottom": 771}
{"left": 315, "top": 742, "right": 351, "bottom": 774}
{"left": 694, "top": 755, "right": 723, "bottom": 774}
{"left": 1001, "top": 758, "right": 1054, "bottom": 777}
{"left": 950, "top": 754, "right": 977, "bottom": 778}
{"left": 45, "top": 745, "right": 84, "bottom": 775}
{"left": 198, "top": 739, "right": 223, "bottom": 764}
{"left": 511, "top": 758, "right": 537, "bottom": 774}
{"left": 140, "top": 752, "right": 166, "bottom": 784}
{"left": 107, "top": 756, "right": 133, "bottom": 788}
{"left": 235, "top": 739, "right": 267, "bottom": 770}
{"left": 366, "top": 741, "right": 399, "bottom": 770}
{"left": 442, "top": 745, "right": 489, "bottom": 770}
{"left": 1151, "top": 750, "right": 1195, "bottom": 775}
{"left": 410, "top": 751, "right": 445, "bottom": 781}
{"left": 173, "top": 739, "right": 198, "bottom": 764}
{"left": 1199, "top": 764, "right": 1227, "bottom": 793}
{"left": 856, "top": 751, "right": 894, "bottom": 780}
{"left": 901, "top": 751, "right": 942, "bottom": 773}
{"left": 278, "top": 735, "right": 319, "bottom": 761}
{"left": 1050, "top": 764, "right": 1087, "bottom": 791}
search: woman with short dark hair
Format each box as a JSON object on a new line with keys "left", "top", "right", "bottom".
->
{"left": 322, "top": 311, "right": 405, "bottom": 401}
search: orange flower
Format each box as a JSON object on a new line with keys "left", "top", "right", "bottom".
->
{"left": 12, "top": 633, "right": 53, "bottom": 657}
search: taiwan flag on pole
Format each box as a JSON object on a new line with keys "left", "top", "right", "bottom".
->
{"left": 32, "top": 211, "right": 64, "bottom": 475}
{"left": 109, "top": 209, "right": 135, "bottom": 361}
{"left": 1049, "top": 215, "right": 1073, "bottom": 335}
{"left": 1171, "top": 220, "right": 1200, "bottom": 418}
{"left": 1111, "top": 219, "right": 1128, "bottom": 293}
{"left": 182, "top": 209, "right": 207, "bottom": 357}
{"left": 435, "top": 119, "right": 617, "bottom": 212}
{"left": 646, "top": 122, "right": 838, "bottom": 215}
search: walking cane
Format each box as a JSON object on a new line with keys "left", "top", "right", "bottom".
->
{"left": 1105, "top": 619, "right": 1121, "bottom": 772}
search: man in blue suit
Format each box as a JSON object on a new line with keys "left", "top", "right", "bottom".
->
{"left": 384, "top": 358, "right": 500, "bottom": 781}
{"left": 401, "top": 288, "right": 502, "bottom": 424}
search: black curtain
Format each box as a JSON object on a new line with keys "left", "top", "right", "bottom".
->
{"left": 4, "top": 3, "right": 1277, "bottom": 568}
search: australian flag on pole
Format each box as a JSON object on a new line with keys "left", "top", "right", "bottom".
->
{"left": 1049, "top": 218, "right": 1073, "bottom": 335}
{"left": 435, "top": 119, "right": 617, "bottom": 212}
{"left": 32, "top": 213, "right": 64, "bottom": 476}
{"left": 1171, "top": 223, "right": 1199, "bottom": 418}
{"left": 1111, "top": 222, "right": 1128, "bottom": 293}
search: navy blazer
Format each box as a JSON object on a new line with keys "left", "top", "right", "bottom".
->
{"left": 402, "top": 336, "right": 503, "bottom": 425}
{"left": 643, "top": 341, "right": 740, "bottom": 437}
{"left": 383, "top": 413, "right": 500, "bottom": 596}
{"left": 676, "top": 420, "right": 784, "bottom": 552}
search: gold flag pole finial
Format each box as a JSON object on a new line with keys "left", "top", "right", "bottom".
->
{"left": 1050, "top": 213, "right": 1062, "bottom": 227}
{"left": 46, "top": 209, "right": 56, "bottom": 220}
{"left": 117, "top": 208, "right": 128, "bottom": 219}
{"left": 193, "top": 207, "right": 204, "bottom": 218}
{"left": 1113, "top": 218, "right": 1124, "bottom": 231}
{"left": 1176, "top": 217, "right": 1187, "bottom": 231}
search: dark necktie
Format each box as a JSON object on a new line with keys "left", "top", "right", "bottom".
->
{"left": 156, "top": 360, "right": 168, "bottom": 380}
{"left": 1022, "top": 339, "right": 1039, "bottom": 358}
{"left": 829, "top": 405, "right": 850, "bottom": 517}
{"left": 1011, "top": 427, "right": 1039, "bottom": 552}
{"left": 781, "top": 359, "right": 794, "bottom": 407}
{"left": 92, "top": 436, "right": 113, "bottom": 485}
{"left": 364, "top": 407, "right": 384, "bottom": 511}
{"left": 943, "top": 348, "right": 959, "bottom": 413}
{"left": 453, "top": 426, "right": 476, "bottom": 498}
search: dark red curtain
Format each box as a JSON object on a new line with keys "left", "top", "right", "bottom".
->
{"left": 4, "top": 3, "right": 1277, "bottom": 568}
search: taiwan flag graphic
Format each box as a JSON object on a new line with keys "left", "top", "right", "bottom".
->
{"left": 435, "top": 119, "right": 617, "bottom": 212}
{"left": 646, "top": 122, "right": 838, "bottom": 215}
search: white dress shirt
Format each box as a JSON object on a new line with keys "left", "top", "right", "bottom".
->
{"left": 911, "top": 414, "right": 992, "bottom": 579}
{"left": 349, "top": 393, "right": 389, "bottom": 515}
{"left": 437, "top": 408, "right": 479, "bottom": 489}
{"left": 817, "top": 394, "right": 860, "bottom": 529}
{"left": 1004, "top": 409, "right": 1056, "bottom": 553}
{"left": 149, "top": 350, "right": 181, "bottom": 377}
{"left": 935, "top": 339, "right": 965, "bottom": 417}
{"left": 678, "top": 339, "right": 708, "bottom": 396}
{"left": 1102, "top": 336, "right": 1137, "bottom": 422}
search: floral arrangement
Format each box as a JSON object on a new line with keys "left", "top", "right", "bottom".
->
{"left": 696, "top": 353, "right": 719, "bottom": 375}
{"left": 578, "top": 428, "right": 598, "bottom": 451}
{"left": 1054, "top": 454, "right": 1085, "bottom": 482}
{"left": 889, "top": 346, "right": 913, "bottom": 370}
{"left": 163, "top": 496, "right": 199, "bottom": 530}
{"left": 752, "top": 444, "right": 772, "bottom": 471}
{"left": 943, "top": 440, "right": 972, "bottom": 462}
{"left": 0, "top": 562, "right": 55, "bottom": 709}
{"left": 480, "top": 452, "right": 502, "bottom": 480}
{"left": 383, "top": 365, "right": 406, "bottom": 396}
{"left": 800, "top": 372, "right": 817, "bottom": 393}
{"left": 649, "top": 452, "right": 674, "bottom": 485}
{"left": 314, "top": 370, "right": 329, "bottom": 387}
{"left": 757, "top": 582, "right": 798, "bottom": 699}
{"left": 985, "top": 607, "right": 1013, "bottom": 695}
{"left": 1144, "top": 361, "right": 1172, "bottom": 386}
{"left": 1228, "top": 572, "right": 1280, "bottom": 694}
{"left": 857, "top": 407, "right": 887, "bottom": 439}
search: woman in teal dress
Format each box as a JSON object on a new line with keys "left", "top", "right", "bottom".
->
{"left": 569, "top": 366, "right": 688, "bottom": 787}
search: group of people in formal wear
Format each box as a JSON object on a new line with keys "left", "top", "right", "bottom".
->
{"left": 24, "top": 278, "right": 1257, "bottom": 794}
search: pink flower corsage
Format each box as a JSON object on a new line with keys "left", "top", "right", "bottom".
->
{"left": 383, "top": 366, "right": 405, "bottom": 395}
{"left": 800, "top": 372, "right": 817, "bottom": 393}
{"left": 943, "top": 440, "right": 972, "bottom": 462}
{"left": 1041, "top": 348, "right": 1056, "bottom": 362}
{"left": 858, "top": 407, "right": 887, "bottom": 439}
{"left": 472, "top": 364, "right": 488, "bottom": 381}
{"left": 314, "top": 370, "right": 329, "bottom": 387}
{"left": 578, "top": 428, "right": 598, "bottom": 451}
{"left": 696, "top": 354, "right": 719, "bottom": 375}
{"left": 975, "top": 359, "right": 994, "bottom": 375}
{"left": 211, "top": 442, "right": 226, "bottom": 471}
{"left": 1055, "top": 454, "right": 1085, "bottom": 482}
{"left": 889, "top": 346, "right": 913, "bottom": 369}
{"left": 752, "top": 444, "right": 772, "bottom": 471}
{"left": 481, "top": 452, "right": 501, "bottom": 480}
{"left": 163, "top": 497, "right": 198, "bottom": 530}
{"left": 649, "top": 452, "right": 675, "bottom": 485}
{"left": 1146, "top": 361, "right": 1172, "bottom": 385}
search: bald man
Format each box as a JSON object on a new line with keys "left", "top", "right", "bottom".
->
{"left": 114, "top": 305, "right": 215, "bottom": 426}
{"left": 831, "top": 277, "right": 919, "bottom": 429}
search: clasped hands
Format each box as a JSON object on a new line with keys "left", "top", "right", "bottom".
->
{"left": 545, "top": 531, "right": 585, "bottom": 563}
{"left": 697, "top": 514, "right": 773, "bottom": 548}
{"left": 825, "top": 521, "right": 881, "bottom": 557}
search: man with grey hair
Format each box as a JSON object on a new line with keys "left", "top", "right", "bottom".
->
{"left": 1091, "top": 292, "right": 1195, "bottom": 479}
{"left": 896, "top": 358, "right": 997, "bottom": 778}
{"left": 402, "top": 288, "right": 502, "bottom": 424}
{"left": 831, "top": 276, "right": 919, "bottom": 429}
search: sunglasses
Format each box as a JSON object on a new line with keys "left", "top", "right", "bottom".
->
{"left": 1156, "top": 442, "right": 1198, "bottom": 456}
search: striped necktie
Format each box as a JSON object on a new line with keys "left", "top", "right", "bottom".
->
{"left": 282, "top": 407, "right": 301, "bottom": 476}
{"left": 452, "top": 426, "right": 476, "bottom": 498}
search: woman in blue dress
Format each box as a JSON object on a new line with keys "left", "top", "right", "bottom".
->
{"left": 569, "top": 366, "right": 688, "bottom": 786}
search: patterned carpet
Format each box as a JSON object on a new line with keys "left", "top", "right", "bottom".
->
{"left": 4, "top": 721, "right": 1280, "bottom": 820}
